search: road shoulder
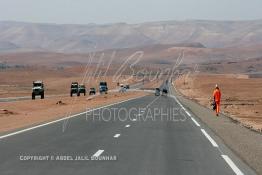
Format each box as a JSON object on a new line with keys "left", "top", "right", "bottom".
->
{"left": 172, "top": 85, "right": 262, "bottom": 175}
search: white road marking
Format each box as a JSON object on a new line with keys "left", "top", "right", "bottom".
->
{"left": 222, "top": 155, "right": 244, "bottom": 175}
{"left": 140, "top": 108, "right": 145, "bottom": 113}
{"left": 125, "top": 125, "right": 130, "bottom": 128}
{"left": 92, "top": 150, "right": 104, "bottom": 157}
{"left": 114, "top": 134, "right": 121, "bottom": 138}
{"left": 0, "top": 96, "right": 146, "bottom": 140}
{"left": 185, "top": 110, "right": 191, "bottom": 117}
{"left": 132, "top": 118, "right": 137, "bottom": 121}
{"left": 170, "top": 95, "right": 187, "bottom": 112}
{"left": 201, "top": 129, "right": 219, "bottom": 147}
{"left": 191, "top": 117, "right": 200, "bottom": 127}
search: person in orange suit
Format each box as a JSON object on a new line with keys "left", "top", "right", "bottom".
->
{"left": 213, "top": 84, "right": 221, "bottom": 116}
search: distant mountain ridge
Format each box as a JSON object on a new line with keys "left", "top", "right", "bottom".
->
{"left": 0, "top": 20, "right": 262, "bottom": 53}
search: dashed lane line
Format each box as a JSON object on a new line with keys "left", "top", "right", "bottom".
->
{"left": 201, "top": 129, "right": 219, "bottom": 147}
{"left": 191, "top": 117, "right": 200, "bottom": 127}
{"left": 114, "top": 134, "right": 121, "bottom": 138}
{"left": 92, "top": 150, "right": 104, "bottom": 157}
{"left": 222, "top": 155, "right": 244, "bottom": 175}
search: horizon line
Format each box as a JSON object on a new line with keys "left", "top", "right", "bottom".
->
{"left": 1, "top": 18, "right": 262, "bottom": 26}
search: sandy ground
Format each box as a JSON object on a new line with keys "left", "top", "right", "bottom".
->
{"left": 0, "top": 67, "right": 138, "bottom": 98}
{"left": 0, "top": 65, "right": 162, "bottom": 134}
{"left": 0, "top": 91, "right": 147, "bottom": 134}
{"left": 175, "top": 74, "right": 262, "bottom": 132}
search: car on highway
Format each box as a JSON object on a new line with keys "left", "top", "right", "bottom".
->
{"left": 70, "top": 82, "right": 79, "bottom": 97}
{"left": 78, "top": 84, "right": 86, "bottom": 96}
{"left": 89, "top": 88, "right": 96, "bottom": 95}
{"left": 32, "top": 80, "right": 45, "bottom": 100}
{"left": 155, "top": 88, "right": 161, "bottom": 96}
{"left": 99, "top": 81, "right": 108, "bottom": 94}
{"left": 162, "top": 88, "right": 168, "bottom": 96}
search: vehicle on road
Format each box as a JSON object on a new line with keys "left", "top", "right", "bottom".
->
{"left": 70, "top": 82, "right": 79, "bottom": 97}
{"left": 99, "top": 82, "right": 108, "bottom": 94}
{"left": 162, "top": 88, "right": 168, "bottom": 96}
{"left": 89, "top": 88, "right": 96, "bottom": 95}
{"left": 155, "top": 88, "right": 161, "bottom": 96}
{"left": 78, "top": 84, "right": 86, "bottom": 96}
{"left": 32, "top": 81, "right": 45, "bottom": 100}
{"left": 119, "top": 85, "right": 127, "bottom": 93}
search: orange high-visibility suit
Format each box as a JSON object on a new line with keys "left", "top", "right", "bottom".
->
{"left": 213, "top": 88, "right": 221, "bottom": 115}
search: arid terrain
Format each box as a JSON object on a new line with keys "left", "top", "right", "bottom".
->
{"left": 1, "top": 20, "right": 262, "bottom": 53}
{"left": 1, "top": 20, "right": 262, "bottom": 134}
{"left": 0, "top": 61, "right": 163, "bottom": 133}
{"left": 2, "top": 0, "right": 262, "bottom": 171}
{"left": 1, "top": 46, "right": 262, "bottom": 133}
{"left": 175, "top": 73, "right": 262, "bottom": 132}
{"left": 0, "top": 91, "right": 147, "bottom": 133}
{"left": 0, "top": 65, "right": 142, "bottom": 98}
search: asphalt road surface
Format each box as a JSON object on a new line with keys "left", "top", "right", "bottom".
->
{"left": 0, "top": 90, "right": 255, "bottom": 174}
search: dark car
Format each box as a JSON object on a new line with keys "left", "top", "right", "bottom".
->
{"left": 70, "top": 82, "right": 79, "bottom": 97}
{"left": 162, "top": 88, "right": 168, "bottom": 96}
{"left": 89, "top": 88, "right": 96, "bottom": 95}
{"left": 155, "top": 88, "right": 161, "bottom": 96}
{"left": 99, "top": 82, "right": 108, "bottom": 94}
{"left": 125, "top": 84, "right": 130, "bottom": 89}
{"left": 78, "top": 84, "right": 86, "bottom": 96}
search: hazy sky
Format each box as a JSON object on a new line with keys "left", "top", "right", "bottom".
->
{"left": 0, "top": 0, "right": 262, "bottom": 24}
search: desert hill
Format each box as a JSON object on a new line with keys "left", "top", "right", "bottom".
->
{"left": 1, "top": 20, "right": 262, "bottom": 52}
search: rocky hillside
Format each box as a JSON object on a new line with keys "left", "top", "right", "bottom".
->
{"left": 0, "top": 20, "right": 262, "bottom": 52}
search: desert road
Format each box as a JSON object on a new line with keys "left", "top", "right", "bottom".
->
{"left": 0, "top": 85, "right": 256, "bottom": 175}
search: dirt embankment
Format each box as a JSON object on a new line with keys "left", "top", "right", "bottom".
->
{"left": 175, "top": 74, "right": 262, "bottom": 132}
